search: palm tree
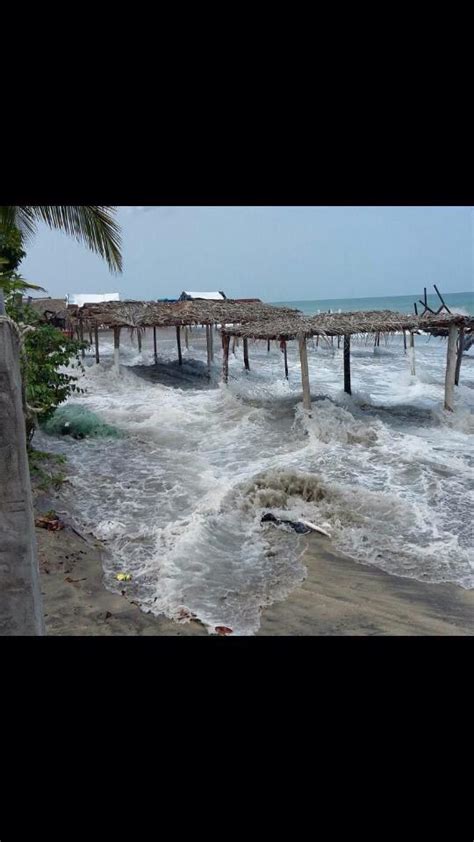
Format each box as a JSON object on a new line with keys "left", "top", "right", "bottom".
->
{"left": 0, "top": 206, "right": 122, "bottom": 313}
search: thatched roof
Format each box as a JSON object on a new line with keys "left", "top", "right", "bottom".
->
{"left": 68, "top": 299, "right": 301, "bottom": 329}
{"left": 28, "top": 298, "right": 68, "bottom": 320}
{"left": 220, "top": 310, "right": 474, "bottom": 341}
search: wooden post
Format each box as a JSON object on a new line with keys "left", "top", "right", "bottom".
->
{"left": 113, "top": 326, "right": 120, "bottom": 370}
{"left": 94, "top": 324, "right": 99, "bottom": 364}
{"left": 176, "top": 325, "right": 182, "bottom": 365}
{"left": 298, "top": 335, "right": 311, "bottom": 411}
{"left": 80, "top": 320, "right": 85, "bottom": 359}
{"left": 408, "top": 332, "right": 416, "bottom": 375}
{"left": 444, "top": 325, "right": 458, "bottom": 411}
{"left": 403, "top": 330, "right": 407, "bottom": 353}
{"left": 153, "top": 326, "right": 158, "bottom": 363}
{"left": 454, "top": 327, "right": 464, "bottom": 386}
{"left": 206, "top": 324, "right": 212, "bottom": 372}
{"left": 210, "top": 323, "right": 214, "bottom": 361}
{"left": 343, "top": 334, "right": 351, "bottom": 395}
{"left": 222, "top": 334, "right": 230, "bottom": 383}
{"left": 337, "top": 335, "right": 340, "bottom": 349}
{"left": 282, "top": 340, "right": 288, "bottom": 379}
{"left": 137, "top": 329, "right": 142, "bottom": 353}
{"left": 267, "top": 339, "right": 271, "bottom": 352}
{"left": 243, "top": 337, "right": 250, "bottom": 371}
{"left": 184, "top": 326, "right": 189, "bottom": 350}
{"left": 232, "top": 337, "right": 236, "bottom": 355}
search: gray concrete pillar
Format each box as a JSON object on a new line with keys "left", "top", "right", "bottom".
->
{"left": 0, "top": 318, "right": 45, "bottom": 635}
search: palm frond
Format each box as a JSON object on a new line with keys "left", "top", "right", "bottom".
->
{"left": 0, "top": 206, "right": 122, "bottom": 272}
{"left": 31, "top": 206, "right": 122, "bottom": 273}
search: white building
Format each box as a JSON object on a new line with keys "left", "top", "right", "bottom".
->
{"left": 67, "top": 292, "right": 120, "bottom": 308}
{"left": 179, "top": 291, "right": 226, "bottom": 301}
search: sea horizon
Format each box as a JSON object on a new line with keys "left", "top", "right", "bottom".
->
{"left": 271, "top": 289, "right": 473, "bottom": 315}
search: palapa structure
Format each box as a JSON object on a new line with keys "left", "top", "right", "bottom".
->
{"left": 221, "top": 310, "right": 474, "bottom": 412}
{"left": 67, "top": 299, "right": 301, "bottom": 369}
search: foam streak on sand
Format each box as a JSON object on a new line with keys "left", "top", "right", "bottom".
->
{"left": 38, "top": 325, "right": 474, "bottom": 634}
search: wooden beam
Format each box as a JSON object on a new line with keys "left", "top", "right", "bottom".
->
{"left": 113, "top": 326, "right": 120, "bottom": 370}
{"left": 222, "top": 334, "right": 230, "bottom": 383}
{"left": 403, "top": 330, "right": 407, "bottom": 353}
{"left": 176, "top": 325, "right": 182, "bottom": 365}
{"left": 455, "top": 326, "right": 465, "bottom": 386}
{"left": 80, "top": 320, "right": 85, "bottom": 359}
{"left": 243, "top": 337, "right": 250, "bottom": 371}
{"left": 94, "top": 324, "right": 99, "bottom": 364}
{"left": 267, "top": 339, "right": 271, "bottom": 352}
{"left": 137, "top": 329, "right": 142, "bottom": 353}
{"left": 153, "top": 326, "right": 158, "bottom": 363}
{"left": 343, "top": 334, "right": 351, "bottom": 394}
{"left": 210, "top": 323, "right": 214, "bottom": 361}
{"left": 444, "top": 325, "right": 458, "bottom": 411}
{"left": 298, "top": 335, "right": 311, "bottom": 411}
{"left": 408, "top": 332, "right": 416, "bottom": 375}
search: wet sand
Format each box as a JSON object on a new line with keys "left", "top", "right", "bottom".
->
{"left": 257, "top": 534, "right": 474, "bottom": 636}
{"left": 36, "top": 517, "right": 473, "bottom": 636}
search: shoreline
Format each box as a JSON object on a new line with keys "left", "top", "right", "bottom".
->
{"left": 35, "top": 504, "right": 473, "bottom": 636}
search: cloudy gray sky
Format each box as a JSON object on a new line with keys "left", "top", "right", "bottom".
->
{"left": 21, "top": 206, "right": 472, "bottom": 302}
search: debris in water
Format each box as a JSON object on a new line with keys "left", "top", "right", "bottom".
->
{"left": 35, "top": 514, "right": 65, "bottom": 531}
{"left": 116, "top": 573, "right": 132, "bottom": 582}
{"left": 215, "top": 626, "right": 233, "bottom": 635}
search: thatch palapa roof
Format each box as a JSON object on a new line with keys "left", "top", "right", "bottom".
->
{"left": 69, "top": 299, "right": 301, "bottom": 329}
{"left": 220, "top": 310, "right": 474, "bottom": 341}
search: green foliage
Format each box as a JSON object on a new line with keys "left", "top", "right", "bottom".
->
{"left": 0, "top": 224, "right": 26, "bottom": 272}
{"left": 21, "top": 325, "right": 86, "bottom": 441}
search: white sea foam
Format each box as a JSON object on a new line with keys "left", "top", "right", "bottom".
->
{"left": 38, "top": 326, "right": 474, "bottom": 634}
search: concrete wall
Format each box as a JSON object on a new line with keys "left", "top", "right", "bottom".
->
{"left": 0, "top": 318, "right": 45, "bottom": 635}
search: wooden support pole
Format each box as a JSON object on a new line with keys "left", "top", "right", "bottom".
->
{"left": 267, "top": 339, "right": 271, "bottom": 352}
{"left": 337, "top": 335, "right": 340, "bottom": 349}
{"left": 80, "top": 321, "right": 85, "bottom": 358}
{"left": 282, "top": 340, "right": 288, "bottom": 379}
{"left": 444, "top": 325, "right": 458, "bottom": 411}
{"left": 243, "top": 337, "right": 250, "bottom": 371}
{"left": 210, "top": 323, "right": 214, "bottom": 361}
{"left": 408, "top": 332, "right": 416, "bottom": 375}
{"left": 232, "top": 337, "right": 236, "bottom": 355}
{"left": 298, "top": 335, "right": 311, "bottom": 411}
{"left": 206, "top": 324, "right": 212, "bottom": 372}
{"left": 176, "top": 325, "right": 182, "bottom": 365}
{"left": 153, "top": 326, "right": 158, "bottom": 363}
{"left": 403, "top": 330, "right": 407, "bottom": 353}
{"left": 222, "top": 334, "right": 230, "bottom": 383}
{"left": 184, "top": 326, "right": 189, "bottom": 350}
{"left": 455, "top": 327, "right": 465, "bottom": 386}
{"left": 343, "top": 334, "right": 351, "bottom": 395}
{"left": 113, "top": 326, "right": 120, "bottom": 370}
{"left": 137, "top": 329, "right": 142, "bottom": 353}
{"left": 94, "top": 324, "right": 99, "bottom": 364}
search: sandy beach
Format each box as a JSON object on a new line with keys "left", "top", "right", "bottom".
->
{"left": 35, "top": 505, "right": 473, "bottom": 636}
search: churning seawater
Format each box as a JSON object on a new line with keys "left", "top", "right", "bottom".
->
{"left": 36, "top": 296, "right": 474, "bottom": 635}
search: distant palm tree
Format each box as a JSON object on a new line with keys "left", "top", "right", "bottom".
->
{"left": 0, "top": 206, "right": 122, "bottom": 313}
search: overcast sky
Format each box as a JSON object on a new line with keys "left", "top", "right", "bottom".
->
{"left": 21, "top": 206, "right": 472, "bottom": 302}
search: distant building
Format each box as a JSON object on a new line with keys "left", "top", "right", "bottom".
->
{"left": 179, "top": 291, "right": 226, "bottom": 301}
{"left": 67, "top": 292, "right": 120, "bottom": 307}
